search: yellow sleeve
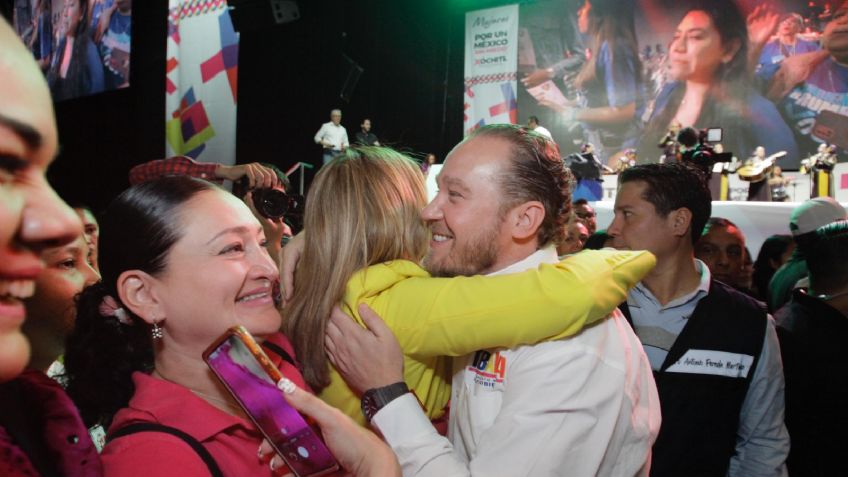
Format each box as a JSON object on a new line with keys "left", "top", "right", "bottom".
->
{"left": 368, "top": 249, "right": 654, "bottom": 358}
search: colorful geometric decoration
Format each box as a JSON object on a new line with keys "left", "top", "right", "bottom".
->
{"left": 470, "top": 118, "right": 485, "bottom": 133}
{"left": 488, "top": 82, "right": 517, "bottom": 124}
{"left": 168, "top": 5, "right": 182, "bottom": 44}
{"left": 166, "top": 87, "right": 216, "bottom": 158}
{"left": 165, "top": 57, "right": 179, "bottom": 94}
{"left": 200, "top": 12, "right": 238, "bottom": 102}
{"left": 176, "top": 0, "right": 227, "bottom": 20}
{"left": 166, "top": 0, "right": 237, "bottom": 165}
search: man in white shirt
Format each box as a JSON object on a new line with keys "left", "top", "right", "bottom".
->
{"left": 526, "top": 115, "right": 552, "bottom": 140}
{"left": 314, "top": 109, "right": 349, "bottom": 165}
{"left": 327, "top": 124, "right": 661, "bottom": 476}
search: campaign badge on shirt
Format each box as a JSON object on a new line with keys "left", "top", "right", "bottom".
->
{"left": 464, "top": 349, "right": 507, "bottom": 392}
{"left": 665, "top": 349, "right": 754, "bottom": 378}
{"left": 771, "top": 54, "right": 785, "bottom": 64}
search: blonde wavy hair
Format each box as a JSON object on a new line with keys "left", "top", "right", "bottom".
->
{"left": 285, "top": 146, "right": 430, "bottom": 391}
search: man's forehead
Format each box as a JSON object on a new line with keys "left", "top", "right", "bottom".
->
{"left": 447, "top": 136, "right": 511, "bottom": 166}
{"left": 704, "top": 225, "right": 745, "bottom": 244}
{"left": 615, "top": 181, "right": 649, "bottom": 205}
{"left": 43, "top": 235, "right": 88, "bottom": 259}
{"left": 436, "top": 173, "right": 469, "bottom": 189}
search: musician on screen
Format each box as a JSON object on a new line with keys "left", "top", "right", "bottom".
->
{"left": 768, "top": 166, "right": 792, "bottom": 202}
{"left": 657, "top": 120, "right": 682, "bottom": 164}
{"left": 709, "top": 143, "right": 739, "bottom": 201}
{"left": 616, "top": 149, "right": 638, "bottom": 173}
{"left": 745, "top": 146, "right": 774, "bottom": 202}
{"left": 803, "top": 143, "right": 838, "bottom": 198}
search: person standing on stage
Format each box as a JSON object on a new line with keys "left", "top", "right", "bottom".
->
{"left": 526, "top": 115, "right": 553, "bottom": 140}
{"left": 745, "top": 146, "right": 773, "bottom": 202}
{"left": 807, "top": 143, "right": 838, "bottom": 198}
{"left": 314, "top": 109, "right": 349, "bottom": 166}
{"left": 354, "top": 118, "right": 380, "bottom": 146}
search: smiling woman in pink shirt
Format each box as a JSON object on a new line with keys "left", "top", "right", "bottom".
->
{"left": 63, "top": 176, "right": 307, "bottom": 476}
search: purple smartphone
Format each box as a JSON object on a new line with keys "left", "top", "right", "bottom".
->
{"left": 203, "top": 326, "right": 339, "bottom": 477}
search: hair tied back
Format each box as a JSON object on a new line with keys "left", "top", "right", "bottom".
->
{"left": 99, "top": 295, "right": 133, "bottom": 325}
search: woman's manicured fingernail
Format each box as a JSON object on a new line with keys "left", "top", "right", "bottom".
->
{"left": 277, "top": 377, "right": 296, "bottom": 394}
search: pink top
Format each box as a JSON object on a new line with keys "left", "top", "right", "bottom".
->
{"left": 0, "top": 370, "right": 102, "bottom": 477}
{"left": 102, "top": 333, "right": 308, "bottom": 476}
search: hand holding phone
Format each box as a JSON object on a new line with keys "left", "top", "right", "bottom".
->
{"left": 263, "top": 378, "right": 401, "bottom": 477}
{"left": 203, "top": 326, "right": 339, "bottom": 477}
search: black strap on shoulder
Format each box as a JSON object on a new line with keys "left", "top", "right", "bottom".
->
{"left": 262, "top": 341, "right": 296, "bottom": 367}
{"left": 619, "top": 301, "right": 634, "bottom": 328}
{"left": 108, "top": 423, "right": 223, "bottom": 477}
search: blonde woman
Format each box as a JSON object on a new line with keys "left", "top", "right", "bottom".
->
{"left": 285, "top": 142, "right": 654, "bottom": 425}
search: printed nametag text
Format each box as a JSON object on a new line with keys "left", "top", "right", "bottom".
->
{"left": 665, "top": 349, "right": 753, "bottom": 378}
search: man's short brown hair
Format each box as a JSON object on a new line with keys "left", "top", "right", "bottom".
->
{"left": 469, "top": 124, "right": 574, "bottom": 247}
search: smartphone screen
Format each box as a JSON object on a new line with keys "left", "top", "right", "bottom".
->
{"left": 204, "top": 327, "right": 339, "bottom": 477}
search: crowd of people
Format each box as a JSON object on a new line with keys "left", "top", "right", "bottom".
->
{"left": 5, "top": 2, "right": 848, "bottom": 477}
{"left": 13, "top": 0, "right": 131, "bottom": 101}
{"left": 521, "top": 0, "right": 847, "bottom": 171}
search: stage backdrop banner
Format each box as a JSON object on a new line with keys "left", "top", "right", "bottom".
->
{"left": 464, "top": 5, "right": 519, "bottom": 136}
{"left": 165, "top": 0, "right": 238, "bottom": 165}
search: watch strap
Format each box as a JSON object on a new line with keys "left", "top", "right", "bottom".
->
{"left": 361, "top": 382, "right": 409, "bottom": 422}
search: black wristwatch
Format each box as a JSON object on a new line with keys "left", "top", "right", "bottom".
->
{"left": 361, "top": 382, "right": 410, "bottom": 422}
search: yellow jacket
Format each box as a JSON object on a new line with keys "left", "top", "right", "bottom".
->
{"left": 318, "top": 248, "right": 656, "bottom": 426}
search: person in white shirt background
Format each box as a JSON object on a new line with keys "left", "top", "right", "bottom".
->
{"left": 526, "top": 115, "right": 553, "bottom": 140}
{"left": 314, "top": 108, "right": 349, "bottom": 165}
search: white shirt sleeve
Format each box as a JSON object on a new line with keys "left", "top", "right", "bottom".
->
{"left": 341, "top": 128, "right": 349, "bottom": 148}
{"left": 728, "top": 316, "right": 790, "bottom": 477}
{"left": 374, "top": 337, "right": 652, "bottom": 477}
{"left": 372, "top": 394, "right": 469, "bottom": 477}
{"left": 314, "top": 123, "right": 327, "bottom": 144}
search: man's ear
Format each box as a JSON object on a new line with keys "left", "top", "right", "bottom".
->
{"left": 669, "top": 207, "right": 694, "bottom": 239}
{"left": 509, "top": 201, "right": 546, "bottom": 241}
{"left": 116, "top": 270, "right": 164, "bottom": 326}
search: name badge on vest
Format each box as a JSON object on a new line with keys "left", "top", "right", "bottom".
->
{"left": 665, "top": 349, "right": 753, "bottom": 378}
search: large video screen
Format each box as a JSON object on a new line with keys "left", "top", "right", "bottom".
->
{"left": 12, "top": 0, "right": 132, "bottom": 102}
{"left": 469, "top": 0, "right": 847, "bottom": 169}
